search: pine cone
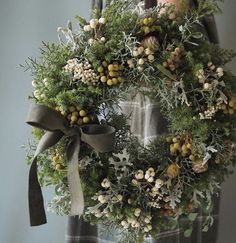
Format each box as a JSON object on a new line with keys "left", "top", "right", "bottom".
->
{"left": 141, "top": 36, "right": 160, "bottom": 51}
{"left": 192, "top": 159, "right": 208, "bottom": 173}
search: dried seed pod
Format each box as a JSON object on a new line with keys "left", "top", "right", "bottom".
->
{"left": 167, "top": 164, "right": 180, "bottom": 178}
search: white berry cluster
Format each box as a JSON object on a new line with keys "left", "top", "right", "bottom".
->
{"left": 32, "top": 78, "right": 49, "bottom": 89}
{"left": 91, "top": 186, "right": 123, "bottom": 219}
{"left": 196, "top": 63, "right": 224, "bottom": 90}
{"left": 97, "top": 194, "right": 108, "bottom": 204}
{"left": 201, "top": 95, "right": 228, "bottom": 120}
{"left": 199, "top": 106, "right": 217, "bottom": 120}
{"left": 83, "top": 17, "right": 106, "bottom": 31}
{"left": 133, "top": 168, "right": 158, "bottom": 184}
{"left": 94, "top": 209, "right": 103, "bottom": 218}
{"left": 196, "top": 63, "right": 227, "bottom": 119}
{"left": 149, "top": 179, "right": 164, "bottom": 198}
{"left": 64, "top": 58, "right": 99, "bottom": 85}
{"left": 127, "top": 45, "right": 155, "bottom": 72}
{"left": 88, "top": 36, "right": 106, "bottom": 45}
{"left": 144, "top": 167, "right": 155, "bottom": 182}
{"left": 199, "top": 96, "right": 228, "bottom": 120}
{"left": 91, "top": 178, "right": 123, "bottom": 218}
{"left": 83, "top": 18, "right": 106, "bottom": 45}
{"left": 101, "top": 178, "right": 111, "bottom": 188}
{"left": 111, "top": 194, "right": 123, "bottom": 203}
{"left": 33, "top": 89, "right": 41, "bottom": 99}
{"left": 148, "top": 201, "right": 161, "bottom": 209}
{"left": 97, "top": 193, "right": 123, "bottom": 205}
{"left": 148, "top": 180, "right": 164, "bottom": 209}
{"left": 90, "top": 204, "right": 111, "bottom": 219}
{"left": 33, "top": 78, "right": 50, "bottom": 99}
{"left": 132, "top": 168, "right": 164, "bottom": 208}
{"left": 120, "top": 211, "right": 153, "bottom": 233}
{"left": 99, "top": 180, "right": 122, "bottom": 208}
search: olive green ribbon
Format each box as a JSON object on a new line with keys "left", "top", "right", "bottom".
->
{"left": 26, "top": 104, "right": 115, "bottom": 226}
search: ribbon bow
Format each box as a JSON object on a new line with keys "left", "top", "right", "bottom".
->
{"left": 26, "top": 104, "right": 115, "bottom": 226}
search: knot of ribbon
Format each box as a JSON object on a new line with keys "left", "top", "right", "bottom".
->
{"left": 26, "top": 104, "right": 115, "bottom": 226}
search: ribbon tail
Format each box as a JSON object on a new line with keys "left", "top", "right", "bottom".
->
{"left": 67, "top": 135, "right": 84, "bottom": 216}
{"left": 28, "top": 158, "right": 47, "bottom": 226}
{"left": 28, "top": 131, "right": 63, "bottom": 226}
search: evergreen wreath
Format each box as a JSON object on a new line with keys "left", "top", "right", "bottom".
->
{"left": 23, "top": 0, "right": 236, "bottom": 241}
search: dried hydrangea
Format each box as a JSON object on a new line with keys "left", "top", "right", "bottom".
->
{"left": 64, "top": 58, "right": 100, "bottom": 85}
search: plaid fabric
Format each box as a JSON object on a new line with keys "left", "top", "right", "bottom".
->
{"left": 66, "top": 210, "right": 219, "bottom": 243}
{"left": 65, "top": 1, "right": 220, "bottom": 242}
{"left": 65, "top": 94, "right": 220, "bottom": 243}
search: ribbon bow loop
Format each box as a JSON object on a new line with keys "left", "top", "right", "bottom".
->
{"left": 26, "top": 104, "right": 115, "bottom": 226}
{"left": 26, "top": 104, "right": 69, "bottom": 131}
{"left": 81, "top": 125, "right": 116, "bottom": 152}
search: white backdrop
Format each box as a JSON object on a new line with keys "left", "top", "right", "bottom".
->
{"left": 0, "top": 1, "right": 235, "bottom": 243}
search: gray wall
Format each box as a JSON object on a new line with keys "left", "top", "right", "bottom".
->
{"left": 0, "top": 1, "right": 235, "bottom": 243}
{"left": 0, "top": 1, "right": 90, "bottom": 243}
{"left": 215, "top": 2, "right": 236, "bottom": 243}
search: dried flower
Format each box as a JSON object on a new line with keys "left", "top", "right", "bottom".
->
{"left": 141, "top": 36, "right": 160, "bottom": 51}
{"left": 199, "top": 106, "right": 217, "bottom": 120}
{"left": 64, "top": 59, "right": 99, "bottom": 85}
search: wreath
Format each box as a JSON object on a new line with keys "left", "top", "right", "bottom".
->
{"left": 24, "top": 0, "right": 236, "bottom": 242}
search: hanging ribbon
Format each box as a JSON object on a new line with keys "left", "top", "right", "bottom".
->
{"left": 26, "top": 104, "right": 115, "bottom": 226}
